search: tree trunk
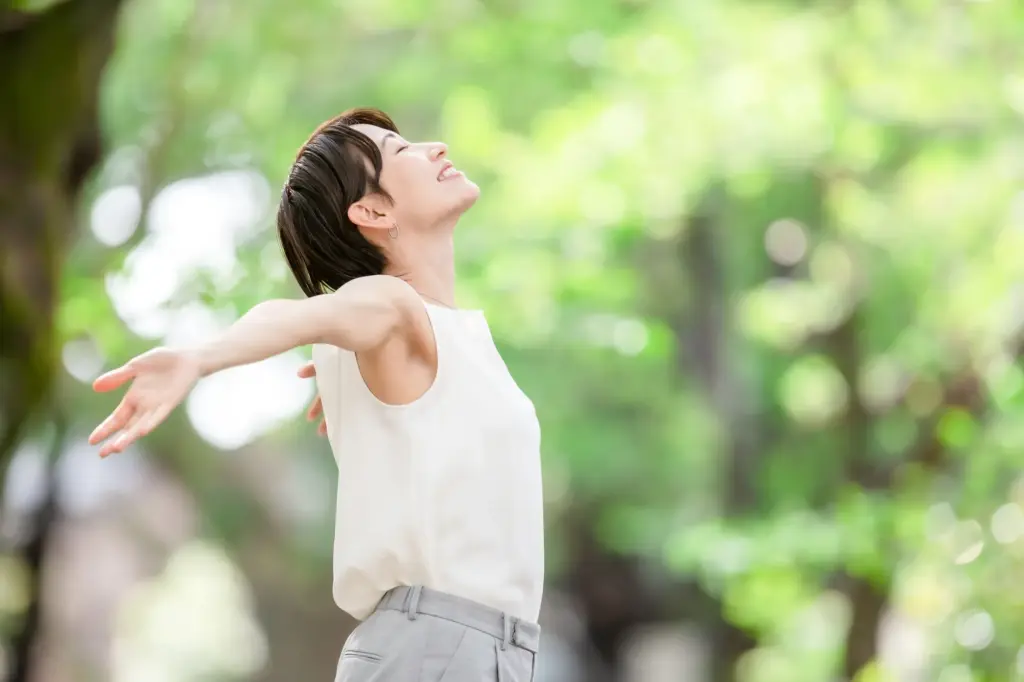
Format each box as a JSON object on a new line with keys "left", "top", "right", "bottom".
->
{"left": 1, "top": 3, "right": 124, "bottom": 681}
{"left": 0, "top": 0, "right": 125, "bottom": 478}
{"left": 678, "top": 202, "right": 760, "bottom": 682}
{"left": 7, "top": 414, "right": 67, "bottom": 682}
{"left": 630, "top": 191, "right": 762, "bottom": 681}
{"left": 824, "top": 311, "right": 891, "bottom": 679}
{"left": 556, "top": 507, "right": 667, "bottom": 681}
{"left": 838, "top": 573, "right": 888, "bottom": 680}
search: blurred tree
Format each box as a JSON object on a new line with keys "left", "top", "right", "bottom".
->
{"left": 0, "top": 2, "right": 126, "bottom": 680}
{"left": 0, "top": 0, "right": 124, "bottom": 471}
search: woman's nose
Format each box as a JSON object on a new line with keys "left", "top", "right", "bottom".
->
{"left": 429, "top": 143, "right": 448, "bottom": 160}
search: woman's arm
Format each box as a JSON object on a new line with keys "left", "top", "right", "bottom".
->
{"left": 192, "top": 274, "right": 422, "bottom": 376}
{"left": 89, "top": 275, "right": 424, "bottom": 457}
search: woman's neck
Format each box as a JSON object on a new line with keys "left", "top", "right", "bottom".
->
{"left": 385, "top": 233, "right": 457, "bottom": 308}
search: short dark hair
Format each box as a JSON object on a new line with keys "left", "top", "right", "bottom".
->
{"left": 277, "top": 108, "right": 399, "bottom": 297}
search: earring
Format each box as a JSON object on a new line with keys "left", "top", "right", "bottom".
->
{"left": 388, "top": 223, "right": 399, "bottom": 239}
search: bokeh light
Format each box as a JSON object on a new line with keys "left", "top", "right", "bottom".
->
{"left": 3, "top": 0, "right": 1024, "bottom": 681}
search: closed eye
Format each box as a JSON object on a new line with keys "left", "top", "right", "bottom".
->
{"left": 381, "top": 133, "right": 409, "bottom": 155}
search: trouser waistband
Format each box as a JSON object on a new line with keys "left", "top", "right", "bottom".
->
{"left": 375, "top": 586, "right": 540, "bottom": 654}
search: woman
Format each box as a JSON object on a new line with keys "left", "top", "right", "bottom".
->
{"left": 89, "top": 108, "right": 544, "bottom": 681}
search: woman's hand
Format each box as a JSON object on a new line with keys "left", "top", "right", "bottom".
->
{"left": 298, "top": 361, "right": 327, "bottom": 436}
{"left": 89, "top": 347, "right": 202, "bottom": 457}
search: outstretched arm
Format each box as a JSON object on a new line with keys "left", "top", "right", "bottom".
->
{"left": 89, "top": 275, "right": 422, "bottom": 456}
{"left": 189, "top": 275, "right": 421, "bottom": 375}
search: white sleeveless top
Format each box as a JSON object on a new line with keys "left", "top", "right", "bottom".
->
{"left": 311, "top": 302, "right": 544, "bottom": 623}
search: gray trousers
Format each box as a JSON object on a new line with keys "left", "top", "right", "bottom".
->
{"left": 335, "top": 586, "right": 540, "bottom": 681}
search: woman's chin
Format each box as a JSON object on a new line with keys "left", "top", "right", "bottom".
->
{"left": 420, "top": 181, "right": 481, "bottom": 228}
{"left": 449, "top": 180, "right": 481, "bottom": 211}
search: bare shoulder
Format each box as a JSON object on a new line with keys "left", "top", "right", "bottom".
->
{"left": 345, "top": 274, "right": 429, "bottom": 325}
{"left": 325, "top": 274, "right": 434, "bottom": 352}
{"left": 334, "top": 274, "right": 420, "bottom": 305}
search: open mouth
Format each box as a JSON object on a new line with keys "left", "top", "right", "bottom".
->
{"left": 437, "top": 162, "right": 462, "bottom": 182}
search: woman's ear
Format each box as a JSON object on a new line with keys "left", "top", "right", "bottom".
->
{"left": 348, "top": 196, "right": 392, "bottom": 232}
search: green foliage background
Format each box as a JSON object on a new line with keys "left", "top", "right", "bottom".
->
{"left": 3, "top": 0, "right": 1024, "bottom": 680}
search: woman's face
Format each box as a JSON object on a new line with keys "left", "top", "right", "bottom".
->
{"left": 352, "top": 123, "right": 480, "bottom": 233}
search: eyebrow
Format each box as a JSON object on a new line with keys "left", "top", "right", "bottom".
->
{"left": 380, "top": 133, "right": 398, "bottom": 152}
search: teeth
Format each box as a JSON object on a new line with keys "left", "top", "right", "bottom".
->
{"left": 438, "top": 166, "right": 458, "bottom": 181}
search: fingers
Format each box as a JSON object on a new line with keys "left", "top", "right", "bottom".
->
{"left": 99, "top": 403, "right": 171, "bottom": 458}
{"left": 305, "top": 393, "right": 326, "bottom": 436}
{"left": 93, "top": 363, "right": 136, "bottom": 393}
{"left": 89, "top": 399, "right": 135, "bottom": 445}
{"left": 98, "top": 409, "right": 141, "bottom": 458}
{"left": 307, "top": 395, "right": 323, "bottom": 421}
{"left": 300, "top": 364, "right": 322, "bottom": 434}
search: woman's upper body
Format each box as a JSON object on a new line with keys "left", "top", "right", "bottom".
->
{"left": 89, "top": 108, "right": 545, "bottom": 622}
{"left": 313, "top": 295, "right": 544, "bottom": 622}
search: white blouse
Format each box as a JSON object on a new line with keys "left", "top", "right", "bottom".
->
{"left": 312, "top": 302, "right": 544, "bottom": 623}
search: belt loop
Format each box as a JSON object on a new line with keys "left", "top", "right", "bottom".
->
{"left": 407, "top": 585, "right": 423, "bottom": 621}
{"left": 500, "top": 612, "right": 511, "bottom": 651}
